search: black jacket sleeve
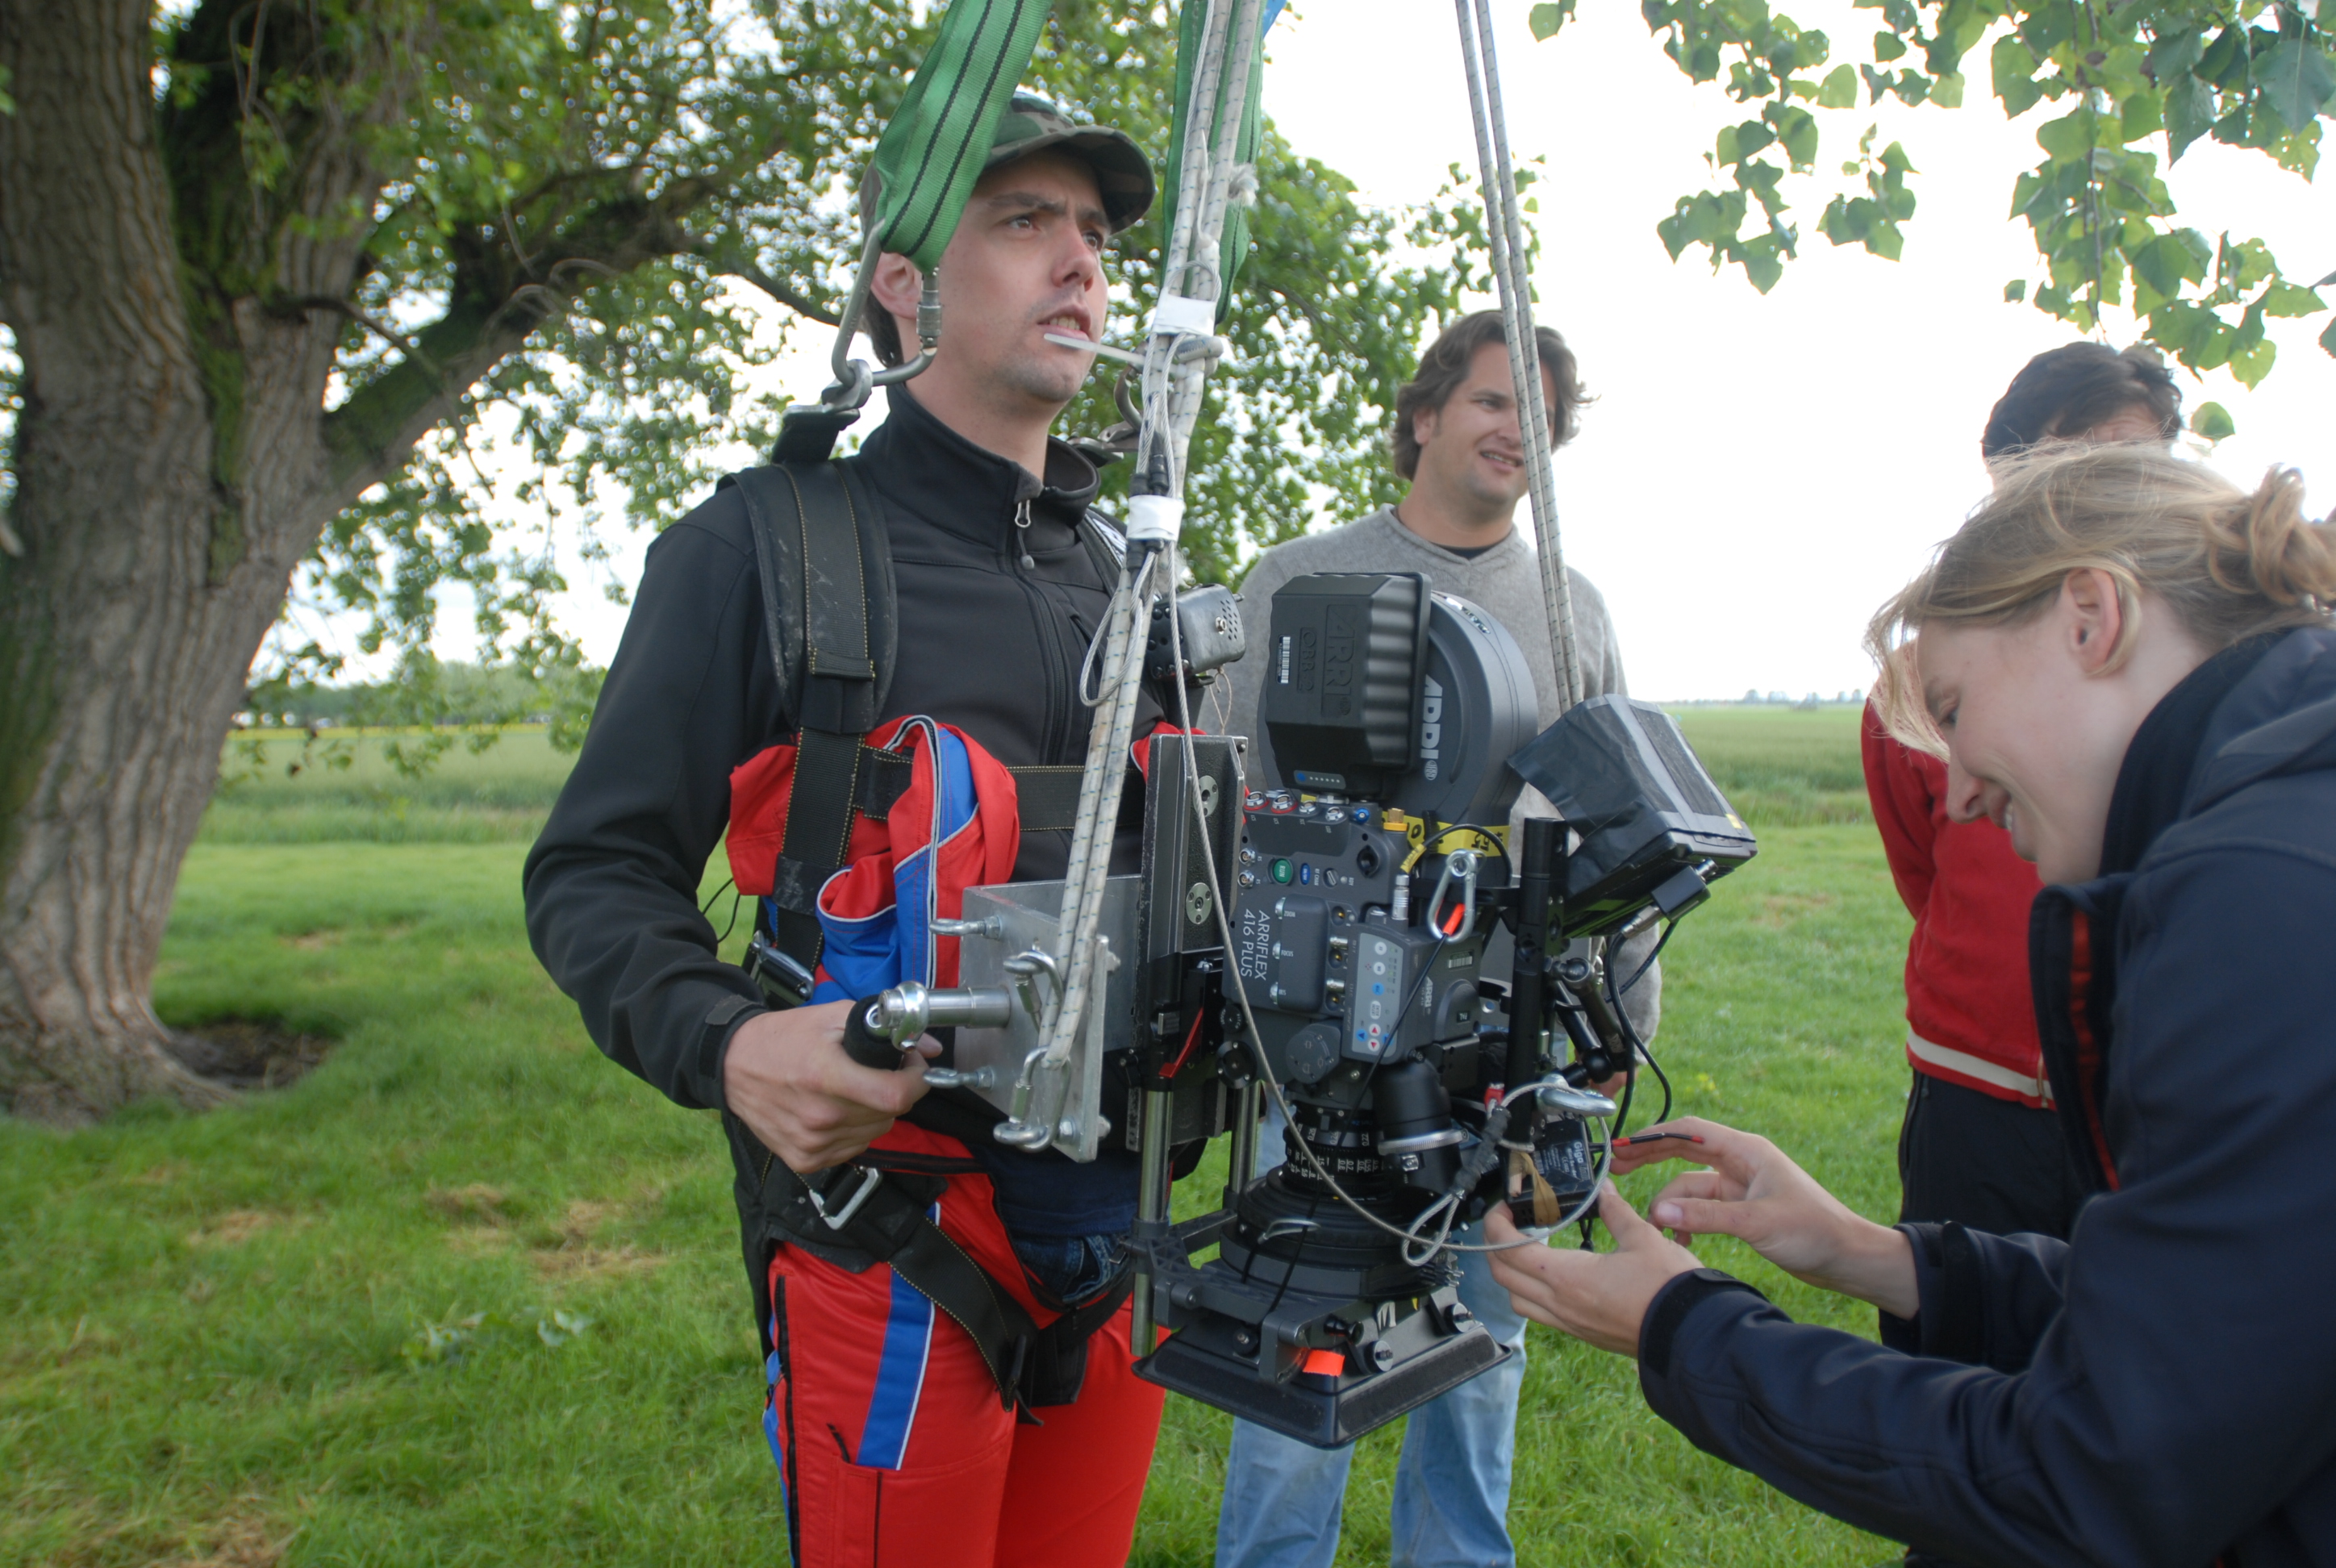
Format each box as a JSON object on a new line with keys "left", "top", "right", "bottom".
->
{"left": 522, "top": 492, "right": 783, "bottom": 1111}
{"left": 1880, "top": 1221, "right": 2069, "bottom": 1370}
{"left": 1638, "top": 842, "right": 2336, "bottom": 1566}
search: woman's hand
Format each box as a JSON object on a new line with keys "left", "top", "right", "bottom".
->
{"left": 1617, "top": 1118, "right": 1919, "bottom": 1320}
{"left": 1483, "top": 1186, "right": 1702, "bottom": 1357}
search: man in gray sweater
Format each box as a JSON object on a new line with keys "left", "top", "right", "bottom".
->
{"left": 1213, "top": 311, "right": 1651, "bottom": 1568}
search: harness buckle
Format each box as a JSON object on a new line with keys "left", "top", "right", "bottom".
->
{"left": 806, "top": 1165, "right": 884, "bottom": 1231}
{"left": 746, "top": 932, "right": 818, "bottom": 1011}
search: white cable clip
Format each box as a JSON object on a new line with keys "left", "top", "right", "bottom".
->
{"left": 1149, "top": 293, "right": 1217, "bottom": 338}
{"left": 1125, "top": 494, "right": 1185, "bottom": 544}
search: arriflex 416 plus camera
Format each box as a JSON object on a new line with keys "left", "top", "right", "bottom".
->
{"left": 1131, "top": 572, "right": 1757, "bottom": 1445}
{"left": 845, "top": 569, "right": 1754, "bottom": 1447}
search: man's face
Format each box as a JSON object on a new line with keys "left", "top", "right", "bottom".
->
{"left": 1411, "top": 340, "right": 1558, "bottom": 511}
{"left": 924, "top": 151, "right": 1111, "bottom": 413}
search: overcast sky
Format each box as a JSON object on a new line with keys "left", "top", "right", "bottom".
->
{"left": 406, "top": 0, "right": 2334, "bottom": 702}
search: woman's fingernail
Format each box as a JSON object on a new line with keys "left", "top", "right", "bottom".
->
{"left": 1651, "top": 1203, "right": 1680, "bottom": 1226}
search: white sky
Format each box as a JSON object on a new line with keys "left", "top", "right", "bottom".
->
{"left": 410, "top": 0, "right": 2335, "bottom": 702}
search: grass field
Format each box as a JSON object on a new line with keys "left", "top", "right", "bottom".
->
{"left": 5, "top": 710, "right": 1909, "bottom": 1566}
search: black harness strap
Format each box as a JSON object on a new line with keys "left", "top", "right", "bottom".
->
{"left": 754, "top": 1145, "right": 1041, "bottom": 1407}
{"left": 731, "top": 462, "right": 895, "bottom": 979}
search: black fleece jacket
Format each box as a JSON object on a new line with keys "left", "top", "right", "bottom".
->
{"left": 523, "top": 385, "right": 1158, "bottom": 1236}
{"left": 1635, "top": 627, "right": 2336, "bottom": 1567}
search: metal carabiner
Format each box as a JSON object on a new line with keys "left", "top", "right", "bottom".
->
{"left": 1426, "top": 848, "right": 1481, "bottom": 942}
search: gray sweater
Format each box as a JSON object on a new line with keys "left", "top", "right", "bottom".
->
{"left": 1212, "top": 506, "right": 1659, "bottom": 1037}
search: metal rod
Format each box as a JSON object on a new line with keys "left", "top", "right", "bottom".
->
{"left": 1225, "top": 1078, "right": 1262, "bottom": 1203}
{"left": 1508, "top": 818, "right": 1558, "bottom": 1093}
{"left": 1131, "top": 1084, "right": 1177, "bottom": 1349}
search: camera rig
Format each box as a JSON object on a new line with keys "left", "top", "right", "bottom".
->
{"left": 842, "top": 569, "right": 1755, "bottom": 1447}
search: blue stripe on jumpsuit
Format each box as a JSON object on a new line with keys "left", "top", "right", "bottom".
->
{"left": 857, "top": 1201, "right": 941, "bottom": 1470}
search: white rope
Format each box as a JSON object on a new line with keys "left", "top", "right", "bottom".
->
{"left": 1037, "top": 0, "right": 1264, "bottom": 1086}
{"left": 1454, "top": 0, "right": 1582, "bottom": 711}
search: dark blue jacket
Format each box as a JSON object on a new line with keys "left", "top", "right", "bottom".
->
{"left": 1637, "top": 627, "right": 2336, "bottom": 1566}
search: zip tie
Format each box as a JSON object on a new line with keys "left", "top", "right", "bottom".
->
{"left": 1125, "top": 495, "right": 1185, "bottom": 544}
{"left": 1149, "top": 294, "right": 1217, "bottom": 338}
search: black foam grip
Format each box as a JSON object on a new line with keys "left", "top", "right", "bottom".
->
{"left": 840, "top": 997, "right": 907, "bottom": 1071}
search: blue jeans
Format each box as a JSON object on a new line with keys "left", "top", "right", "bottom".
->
{"left": 1214, "top": 1112, "right": 1529, "bottom": 1568}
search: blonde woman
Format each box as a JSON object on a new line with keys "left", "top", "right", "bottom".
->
{"left": 1486, "top": 444, "right": 2336, "bottom": 1567}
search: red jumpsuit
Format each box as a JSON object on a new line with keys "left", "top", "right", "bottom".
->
{"left": 761, "top": 1124, "right": 1166, "bottom": 1568}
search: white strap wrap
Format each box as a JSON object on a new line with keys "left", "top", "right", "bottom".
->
{"left": 1149, "top": 294, "right": 1218, "bottom": 338}
{"left": 1124, "top": 494, "right": 1186, "bottom": 544}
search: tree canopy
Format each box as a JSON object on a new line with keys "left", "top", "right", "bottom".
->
{"left": 1532, "top": 0, "right": 2336, "bottom": 427}
{"left": 27, "top": 1, "right": 1486, "bottom": 719}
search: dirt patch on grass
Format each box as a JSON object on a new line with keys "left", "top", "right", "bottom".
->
{"left": 280, "top": 928, "right": 343, "bottom": 951}
{"left": 426, "top": 1183, "right": 508, "bottom": 1220}
{"left": 447, "top": 1226, "right": 515, "bottom": 1257}
{"left": 527, "top": 1197, "right": 663, "bottom": 1278}
{"left": 186, "top": 1209, "right": 307, "bottom": 1248}
{"left": 532, "top": 1244, "right": 662, "bottom": 1281}
{"left": 165, "top": 1020, "right": 333, "bottom": 1091}
{"left": 160, "top": 1512, "right": 292, "bottom": 1568}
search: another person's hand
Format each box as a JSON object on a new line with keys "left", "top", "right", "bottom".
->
{"left": 1484, "top": 1186, "right": 1701, "bottom": 1357}
{"left": 1617, "top": 1117, "right": 1918, "bottom": 1319}
{"left": 722, "top": 1002, "right": 936, "bottom": 1173}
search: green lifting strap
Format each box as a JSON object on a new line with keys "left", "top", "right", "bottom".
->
{"left": 867, "top": 0, "right": 1055, "bottom": 273}
{"left": 1160, "top": 0, "right": 1280, "bottom": 319}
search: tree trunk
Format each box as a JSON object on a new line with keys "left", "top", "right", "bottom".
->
{"left": 0, "top": 0, "right": 354, "bottom": 1121}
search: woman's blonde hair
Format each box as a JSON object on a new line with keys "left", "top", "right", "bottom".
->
{"left": 1868, "top": 444, "right": 2336, "bottom": 753}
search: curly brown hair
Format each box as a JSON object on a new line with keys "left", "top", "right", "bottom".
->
{"left": 1390, "top": 311, "right": 1586, "bottom": 481}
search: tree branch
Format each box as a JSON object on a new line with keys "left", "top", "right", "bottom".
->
{"left": 315, "top": 185, "right": 715, "bottom": 510}
{"left": 712, "top": 255, "right": 841, "bottom": 325}
{"left": 273, "top": 294, "right": 441, "bottom": 375}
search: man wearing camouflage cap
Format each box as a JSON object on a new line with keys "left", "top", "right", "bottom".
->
{"left": 526, "top": 94, "right": 1171, "bottom": 1567}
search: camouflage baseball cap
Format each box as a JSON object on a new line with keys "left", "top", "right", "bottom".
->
{"left": 861, "top": 91, "right": 1156, "bottom": 244}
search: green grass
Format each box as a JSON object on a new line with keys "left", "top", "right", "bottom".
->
{"left": 200, "top": 730, "right": 575, "bottom": 844}
{"left": 1670, "top": 705, "right": 1870, "bottom": 828}
{"left": 194, "top": 703, "right": 1871, "bottom": 847}
{"left": 0, "top": 811, "right": 1913, "bottom": 1566}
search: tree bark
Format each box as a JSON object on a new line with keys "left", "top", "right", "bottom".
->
{"left": 0, "top": 0, "right": 358, "bottom": 1121}
{"left": 0, "top": 0, "right": 738, "bottom": 1120}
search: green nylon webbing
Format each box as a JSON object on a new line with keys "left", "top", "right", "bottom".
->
{"left": 869, "top": 0, "right": 1053, "bottom": 272}
{"left": 1162, "top": 0, "right": 1270, "bottom": 320}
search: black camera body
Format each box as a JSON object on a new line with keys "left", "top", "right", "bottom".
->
{"left": 1132, "top": 572, "right": 1756, "bottom": 1447}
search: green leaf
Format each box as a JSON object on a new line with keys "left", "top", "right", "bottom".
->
{"left": 2147, "top": 27, "right": 2204, "bottom": 83}
{"left": 2255, "top": 40, "right": 2336, "bottom": 133}
{"left": 2134, "top": 232, "right": 2209, "bottom": 297}
{"left": 1529, "top": 1, "right": 1575, "bottom": 41}
{"left": 1742, "top": 251, "right": 1787, "bottom": 292}
{"left": 1818, "top": 64, "right": 1858, "bottom": 107}
{"left": 1767, "top": 103, "right": 1821, "bottom": 166}
{"left": 2190, "top": 401, "right": 2236, "bottom": 439}
{"left": 1874, "top": 31, "right": 1907, "bottom": 62}
{"left": 1932, "top": 71, "right": 1966, "bottom": 109}
{"left": 2321, "top": 315, "right": 2336, "bottom": 356}
{"left": 2259, "top": 280, "right": 2326, "bottom": 317}
{"left": 2166, "top": 71, "right": 2216, "bottom": 161}
{"left": 2230, "top": 336, "right": 2277, "bottom": 388}
{"left": 2036, "top": 111, "right": 2094, "bottom": 161}
{"left": 2005, "top": 278, "right": 2028, "bottom": 301}
{"left": 2119, "top": 88, "right": 2163, "bottom": 142}
{"left": 1993, "top": 35, "right": 2046, "bottom": 118}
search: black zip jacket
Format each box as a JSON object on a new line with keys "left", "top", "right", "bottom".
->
{"left": 1634, "top": 627, "right": 2336, "bottom": 1567}
{"left": 523, "top": 385, "right": 1160, "bottom": 1236}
